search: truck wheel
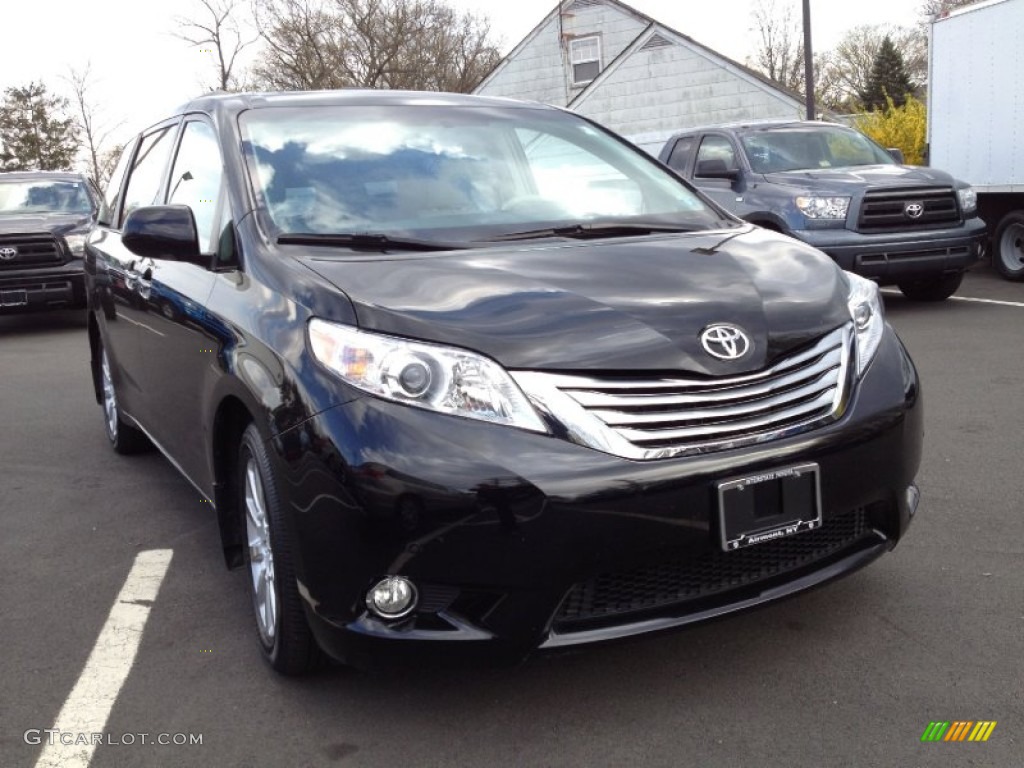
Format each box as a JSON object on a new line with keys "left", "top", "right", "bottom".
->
{"left": 992, "top": 211, "right": 1024, "bottom": 281}
{"left": 897, "top": 272, "right": 963, "bottom": 302}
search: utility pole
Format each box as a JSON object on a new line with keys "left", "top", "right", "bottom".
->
{"left": 802, "top": 0, "right": 815, "bottom": 120}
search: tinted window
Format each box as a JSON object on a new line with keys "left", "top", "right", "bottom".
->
{"left": 120, "top": 125, "right": 176, "bottom": 226}
{"left": 167, "top": 121, "right": 224, "bottom": 253}
{"left": 666, "top": 137, "right": 694, "bottom": 173}
{"left": 695, "top": 136, "right": 738, "bottom": 176}
{"left": 99, "top": 138, "right": 137, "bottom": 226}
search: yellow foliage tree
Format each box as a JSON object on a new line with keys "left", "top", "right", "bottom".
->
{"left": 853, "top": 93, "right": 927, "bottom": 165}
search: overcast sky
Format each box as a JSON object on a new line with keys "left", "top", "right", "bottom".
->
{"left": 2, "top": 0, "right": 924, "bottom": 148}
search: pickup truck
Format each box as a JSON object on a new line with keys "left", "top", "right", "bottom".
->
{"left": 0, "top": 171, "right": 100, "bottom": 312}
{"left": 658, "top": 120, "right": 987, "bottom": 301}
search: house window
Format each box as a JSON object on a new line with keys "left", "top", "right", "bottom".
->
{"left": 570, "top": 36, "right": 601, "bottom": 86}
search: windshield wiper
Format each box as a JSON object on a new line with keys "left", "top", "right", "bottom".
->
{"left": 482, "top": 222, "right": 697, "bottom": 242}
{"left": 277, "top": 233, "right": 467, "bottom": 252}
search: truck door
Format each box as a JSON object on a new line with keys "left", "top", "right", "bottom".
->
{"left": 691, "top": 134, "right": 751, "bottom": 218}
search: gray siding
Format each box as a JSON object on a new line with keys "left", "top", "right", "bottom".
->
{"left": 476, "top": 1, "right": 805, "bottom": 157}
{"left": 561, "top": 2, "right": 649, "bottom": 99}
{"left": 473, "top": 16, "right": 569, "bottom": 105}
{"left": 476, "top": 1, "right": 647, "bottom": 106}
{"left": 476, "top": 16, "right": 568, "bottom": 105}
{"left": 574, "top": 39, "right": 803, "bottom": 154}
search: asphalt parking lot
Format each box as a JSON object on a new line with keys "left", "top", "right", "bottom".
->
{"left": 2, "top": 261, "right": 1021, "bottom": 768}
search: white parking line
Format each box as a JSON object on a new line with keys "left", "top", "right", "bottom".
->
{"left": 34, "top": 549, "right": 173, "bottom": 768}
{"left": 882, "top": 289, "right": 1024, "bottom": 308}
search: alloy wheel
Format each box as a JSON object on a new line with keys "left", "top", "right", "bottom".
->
{"left": 101, "top": 349, "right": 118, "bottom": 441}
{"left": 245, "top": 458, "right": 277, "bottom": 645}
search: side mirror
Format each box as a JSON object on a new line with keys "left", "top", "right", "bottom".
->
{"left": 696, "top": 158, "right": 741, "bottom": 180}
{"left": 122, "top": 205, "right": 205, "bottom": 267}
{"left": 887, "top": 147, "right": 905, "bottom": 164}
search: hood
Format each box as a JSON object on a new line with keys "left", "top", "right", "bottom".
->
{"left": 298, "top": 228, "right": 850, "bottom": 374}
{"left": 0, "top": 211, "right": 93, "bottom": 236}
{"left": 764, "top": 164, "right": 959, "bottom": 192}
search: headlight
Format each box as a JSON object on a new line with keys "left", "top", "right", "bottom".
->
{"left": 64, "top": 233, "right": 87, "bottom": 257}
{"left": 957, "top": 186, "right": 977, "bottom": 216}
{"left": 308, "top": 319, "right": 547, "bottom": 432}
{"left": 795, "top": 196, "right": 850, "bottom": 220}
{"left": 846, "top": 273, "right": 884, "bottom": 376}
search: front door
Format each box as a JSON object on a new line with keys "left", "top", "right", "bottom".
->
{"left": 134, "top": 118, "right": 224, "bottom": 487}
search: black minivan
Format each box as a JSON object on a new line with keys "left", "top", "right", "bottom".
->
{"left": 86, "top": 91, "right": 922, "bottom": 674}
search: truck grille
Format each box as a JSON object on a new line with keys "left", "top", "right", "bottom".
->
{"left": 857, "top": 187, "right": 960, "bottom": 232}
{"left": 0, "top": 233, "right": 63, "bottom": 270}
{"left": 554, "top": 507, "right": 873, "bottom": 629}
{"left": 516, "top": 325, "right": 852, "bottom": 460}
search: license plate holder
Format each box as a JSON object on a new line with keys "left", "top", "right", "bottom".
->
{"left": 718, "top": 463, "right": 822, "bottom": 551}
{"left": 0, "top": 289, "right": 28, "bottom": 307}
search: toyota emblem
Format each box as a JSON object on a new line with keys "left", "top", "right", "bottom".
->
{"left": 700, "top": 324, "right": 751, "bottom": 360}
{"left": 0, "top": 246, "right": 17, "bottom": 261}
{"left": 904, "top": 201, "right": 924, "bottom": 219}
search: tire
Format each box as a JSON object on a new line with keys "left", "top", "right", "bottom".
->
{"left": 238, "top": 423, "right": 326, "bottom": 675}
{"left": 992, "top": 211, "right": 1024, "bottom": 282}
{"left": 897, "top": 271, "right": 964, "bottom": 302}
{"left": 99, "top": 346, "right": 151, "bottom": 455}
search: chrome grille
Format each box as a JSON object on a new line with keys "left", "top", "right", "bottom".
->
{"left": 857, "top": 187, "right": 960, "bottom": 232}
{"left": 514, "top": 325, "right": 852, "bottom": 460}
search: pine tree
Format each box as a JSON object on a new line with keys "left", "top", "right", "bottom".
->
{"left": 0, "top": 82, "right": 80, "bottom": 172}
{"left": 859, "top": 36, "right": 915, "bottom": 111}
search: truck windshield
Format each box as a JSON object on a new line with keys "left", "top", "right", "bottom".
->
{"left": 239, "top": 105, "right": 734, "bottom": 243}
{"left": 742, "top": 126, "right": 895, "bottom": 173}
{"left": 0, "top": 179, "right": 93, "bottom": 215}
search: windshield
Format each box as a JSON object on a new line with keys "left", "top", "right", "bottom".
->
{"left": 0, "top": 179, "right": 93, "bottom": 214}
{"left": 239, "top": 105, "right": 734, "bottom": 243}
{"left": 741, "top": 126, "right": 894, "bottom": 173}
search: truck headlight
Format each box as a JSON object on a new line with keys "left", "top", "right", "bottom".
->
{"left": 957, "top": 187, "right": 977, "bottom": 216}
{"left": 795, "top": 196, "right": 850, "bottom": 220}
{"left": 308, "top": 319, "right": 547, "bottom": 432}
{"left": 64, "top": 233, "right": 87, "bottom": 257}
{"left": 846, "top": 273, "right": 884, "bottom": 376}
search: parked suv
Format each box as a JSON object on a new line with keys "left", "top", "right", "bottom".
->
{"left": 87, "top": 92, "right": 921, "bottom": 674}
{"left": 658, "top": 121, "right": 986, "bottom": 301}
{"left": 0, "top": 171, "right": 100, "bottom": 312}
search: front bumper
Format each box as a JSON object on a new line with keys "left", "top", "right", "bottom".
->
{"left": 0, "top": 262, "right": 86, "bottom": 312}
{"left": 797, "top": 219, "right": 986, "bottom": 282}
{"left": 271, "top": 329, "right": 922, "bottom": 668}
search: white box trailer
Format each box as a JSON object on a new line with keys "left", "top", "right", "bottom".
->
{"left": 928, "top": 0, "right": 1024, "bottom": 280}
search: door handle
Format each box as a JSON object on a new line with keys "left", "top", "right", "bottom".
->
{"left": 125, "top": 263, "right": 153, "bottom": 298}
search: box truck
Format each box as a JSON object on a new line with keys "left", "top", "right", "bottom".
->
{"left": 929, "top": 0, "right": 1024, "bottom": 281}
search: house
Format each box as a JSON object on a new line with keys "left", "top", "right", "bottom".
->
{"left": 474, "top": 0, "right": 806, "bottom": 154}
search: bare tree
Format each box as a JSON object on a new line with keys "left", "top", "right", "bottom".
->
{"left": 749, "top": 0, "right": 806, "bottom": 92}
{"left": 65, "top": 64, "right": 124, "bottom": 186}
{"left": 251, "top": 0, "right": 501, "bottom": 92}
{"left": 920, "top": 0, "right": 977, "bottom": 18}
{"left": 176, "top": 0, "right": 258, "bottom": 91}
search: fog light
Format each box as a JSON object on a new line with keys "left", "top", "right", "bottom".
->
{"left": 366, "top": 576, "right": 418, "bottom": 619}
